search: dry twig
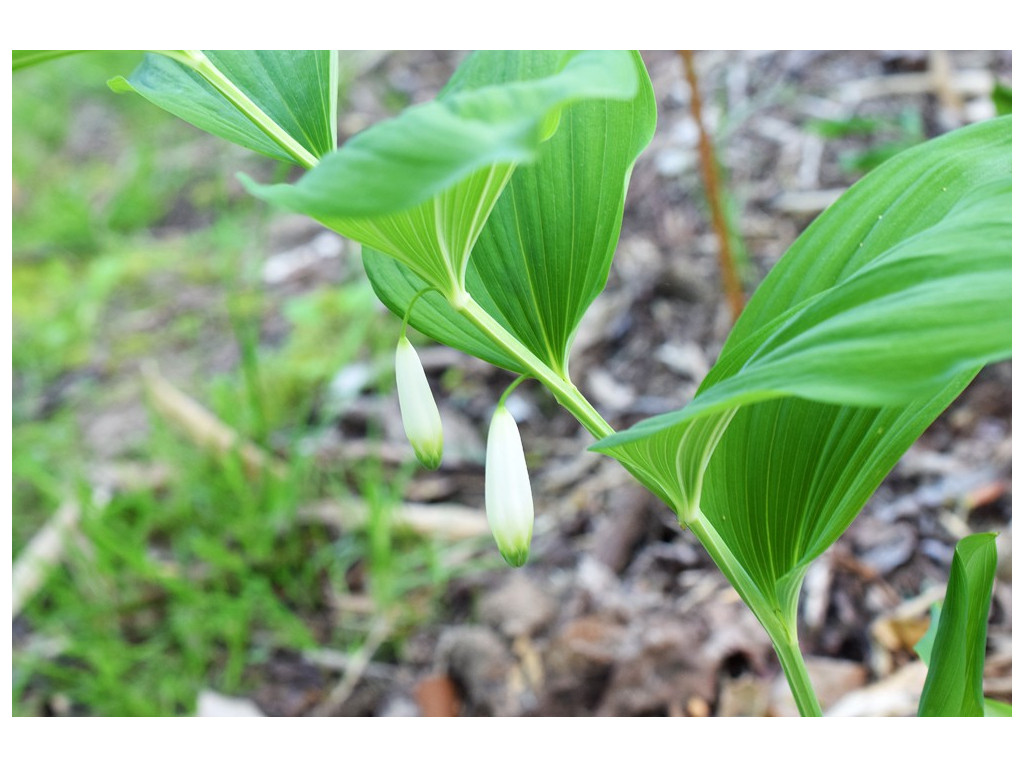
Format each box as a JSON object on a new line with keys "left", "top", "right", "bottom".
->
{"left": 310, "top": 613, "right": 393, "bottom": 715}
{"left": 298, "top": 498, "right": 488, "bottom": 539}
{"left": 140, "top": 360, "right": 287, "bottom": 478}
{"left": 679, "top": 50, "right": 746, "bottom": 322}
{"left": 12, "top": 498, "right": 83, "bottom": 617}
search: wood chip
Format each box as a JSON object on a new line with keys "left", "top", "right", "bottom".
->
{"left": 838, "top": 70, "right": 994, "bottom": 102}
{"left": 413, "top": 674, "right": 461, "bottom": 717}
{"left": 826, "top": 661, "right": 928, "bottom": 717}
{"left": 196, "top": 690, "right": 265, "bottom": 717}
{"left": 771, "top": 188, "right": 846, "bottom": 216}
{"left": 590, "top": 485, "right": 653, "bottom": 574}
{"left": 298, "top": 499, "right": 488, "bottom": 540}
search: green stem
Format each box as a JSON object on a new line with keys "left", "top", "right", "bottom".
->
{"left": 497, "top": 374, "right": 530, "bottom": 408}
{"left": 688, "top": 509, "right": 823, "bottom": 717}
{"left": 401, "top": 287, "right": 438, "bottom": 338}
{"left": 455, "top": 293, "right": 613, "bottom": 441}
{"left": 173, "top": 50, "right": 320, "bottom": 170}
{"left": 774, "top": 632, "right": 824, "bottom": 717}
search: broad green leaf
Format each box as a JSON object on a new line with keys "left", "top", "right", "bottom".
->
{"left": 247, "top": 50, "right": 646, "bottom": 307}
{"left": 362, "top": 253, "right": 525, "bottom": 372}
{"left": 593, "top": 117, "right": 1011, "bottom": 627}
{"left": 109, "top": 50, "right": 337, "bottom": 165}
{"left": 917, "top": 533, "right": 998, "bottom": 716}
{"left": 462, "top": 50, "right": 656, "bottom": 375}
{"left": 362, "top": 50, "right": 656, "bottom": 373}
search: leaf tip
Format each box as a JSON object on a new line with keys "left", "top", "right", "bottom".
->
{"left": 106, "top": 75, "right": 132, "bottom": 95}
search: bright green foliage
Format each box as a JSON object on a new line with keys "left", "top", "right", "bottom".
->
{"left": 366, "top": 51, "right": 657, "bottom": 376}
{"left": 915, "top": 534, "right": 1000, "bottom": 716}
{"left": 12, "top": 50, "right": 84, "bottom": 70}
{"left": 362, "top": 255, "right": 526, "bottom": 371}
{"left": 983, "top": 698, "right": 1013, "bottom": 716}
{"left": 110, "top": 51, "right": 338, "bottom": 165}
{"left": 249, "top": 50, "right": 651, "bottom": 326}
{"left": 913, "top": 599, "right": 1011, "bottom": 718}
{"left": 594, "top": 117, "right": 1011, "bottom": 637}
{"left": 991, "top": 82, "right": 1011, "bottom": 117}
{"left": 913, "top": 603, "right": 942, "bottom": 666}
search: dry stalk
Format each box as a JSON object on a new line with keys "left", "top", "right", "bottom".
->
{"left": 310, "top": 613, "right": 393, "bottom": 715}
{"left": 298, "top": 498, "right": 488, "bottom": 539}
{"left": 679, "top": 50, "right": 746, "bottom": 322}
{"left": 140, "top": 360, "right": 287, "bottom": 478}
{"left": 12, "top": 498, "right": 82, "bottom": 617}
{"left": 12, "top": 486, "right": 111, "bottom": 617}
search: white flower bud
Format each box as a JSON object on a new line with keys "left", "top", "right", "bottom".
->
{"left": 395, "top": 336, "right": 443, "bottom": 470}
{"left": 485, "top": 403, "right": 534, "bottom": 567}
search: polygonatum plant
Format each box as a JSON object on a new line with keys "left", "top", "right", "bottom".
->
{"left": 17, "top": 49, "right": 1010, "bottom": 716}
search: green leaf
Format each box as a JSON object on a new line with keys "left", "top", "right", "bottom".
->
{"left": 983, "top": 698, "right": 1012, "bottom": 717}
{"left": 109, "top": 50, "right": 337, "bottom": 165}
{"left": 362, "top": 51, "right": 656, "bottom": 372}
{"left": 246, "top": 50, "right": 647, "bottom": 307}
{"left": 593, "top": 117, "right": 1011, "bottom": 629}
{"left": 462, "top": 50, "right": 656, "bottom": 375}
{"left": 913, "top": 602, "right": 942, "bottom": 666}
{"left": 991, "top": 82, "right": 1011, "bottom": 117}
{"left": 915, "top": 592, "right": 1011, "bottom": 717}
{"left": 361, "top": 252, "right": 525, "bottom": 372}
{"left": 13, "top": 50, "right": 85, "bottom": 71}
{"left": 917, "top": 533, "right": 998, "bottom": 716}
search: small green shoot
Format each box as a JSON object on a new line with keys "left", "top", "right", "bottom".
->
{"left": 915, "top": 533, "right": 1004, "bottom": 717}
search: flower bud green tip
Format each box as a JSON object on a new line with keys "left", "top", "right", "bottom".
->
{"left": 395, "top": 336, "right": 443, "bottom": 470}
{"left": 485, "top": 404, "right": 534, "bottom": 567}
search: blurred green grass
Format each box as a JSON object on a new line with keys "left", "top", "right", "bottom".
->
{"left": 12, "top": 52, "right": 486, "bottom": 716}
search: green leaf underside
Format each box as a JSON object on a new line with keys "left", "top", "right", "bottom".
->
{"left": 364, "top": 253, "right": 526, "bottom": 372}
{"left": 109, "top": 51, "right": 337, "bottom": 163}
{"left": 251, "top": 51, "right": 639, "bottom": 217}
{"left": 363, "top": 50, "right": 657, "bottom": 372}
{"left": 466, "top": 51, "right": 657, "bottom": 374}
{"left": 249, "top": 50, "right": 648, "bottom": 320}
{"left": 593, "top": 117, "right": 1011, "bottom": 622}
{"left": 343, "top": 162, "right": 516, "bottom": 294}
{"left": 917, "top": 534, "right": 998, "bottom": 716}
{"left": 699, "top": 375, "right": 977, "bottom": 611}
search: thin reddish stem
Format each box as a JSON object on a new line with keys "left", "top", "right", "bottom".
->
{"left": 679, "top": 50, "right": 746, "bottom": 322}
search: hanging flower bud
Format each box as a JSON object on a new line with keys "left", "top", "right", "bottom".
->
{"left": 485, "top": 403, "right": 534, "bottom": 567}
{"left": 395, "top": 336, "right": 443, "bottom": 470}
